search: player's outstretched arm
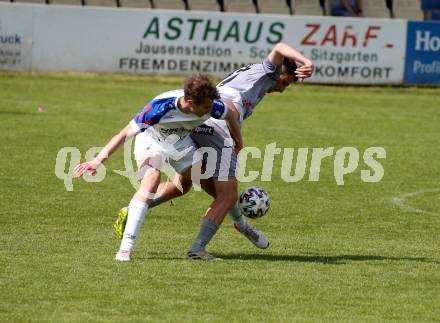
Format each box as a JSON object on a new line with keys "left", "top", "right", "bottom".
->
{"left": 267, "top": 43, "right": 314, "bottom": 80}
{"left": 74, "top": 124, "right": 137, "bottom": 177}
{"left": 222, "top": 97, "right": 243, "bottom": 152}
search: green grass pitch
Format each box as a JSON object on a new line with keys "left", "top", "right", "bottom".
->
{"left": 0, "top": 72, "right": 439, "bottom": 322}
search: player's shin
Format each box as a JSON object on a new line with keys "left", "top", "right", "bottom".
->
{"left": 229, "top": 202, "right": 249, "bottom": 231}
{"left": 119, "top": 199, "right": 149, "bottom": 252}
{"left": 189, "top": 217, "right": 219, "bottom": 254}
{"left": 149, "top": 174, "right": 192, "bottom": 208}
{"left": 189, "top": 180, "right": 236, "bottom": 254}
{"left": 118, "top": 166, "right": 159, "bottom": 254}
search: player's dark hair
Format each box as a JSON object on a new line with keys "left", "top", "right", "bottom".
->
{"left": 184, "top": 74, "right": 219, "bottom": 105}
{"left": 282, "top": 58, "right": 298, "bottom": 82}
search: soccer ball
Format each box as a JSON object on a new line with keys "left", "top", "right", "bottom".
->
{"left": 238, "top": 187, "right": 270, "bottom": 219}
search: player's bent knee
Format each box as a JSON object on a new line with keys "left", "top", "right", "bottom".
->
{"left": 174, "top": 174, "right": 192, "bottom": 196}
{"left": 217, "top": 189, "right": 238, "bottom": 209}
{"left": 214, "top": 178, "right": 238, "bottom": 206}
{"left": 181, "top": 180, "right": 192, "bottom": 195}
{"left": 175, "top": 179, "right": 191, "bottom": 196}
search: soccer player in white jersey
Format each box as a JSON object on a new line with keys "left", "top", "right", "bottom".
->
{"left": 74, "top": 75, "right": 242, "bottom": 261}
{"left": 115, "top": 43, "right": 314, "bottom": 259}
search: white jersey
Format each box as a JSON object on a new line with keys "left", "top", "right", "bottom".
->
{"left": 129, "top": 90, "right": 227, "bottom": 141}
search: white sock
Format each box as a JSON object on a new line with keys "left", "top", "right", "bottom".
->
{"left": 119, "top": 199, "right": 149, "bottom": 252}
{"left": 229, "top": 203, "right": 249, "bottom": 230}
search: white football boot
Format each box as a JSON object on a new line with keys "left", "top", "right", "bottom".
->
{"left": 115, "top": 249, "right": 132, "bottom": 262}
{"left": 234, "top": 223, "right": 270, "bottom": 249}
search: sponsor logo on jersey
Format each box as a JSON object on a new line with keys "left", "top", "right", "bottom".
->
{"left": 160, "top": 127, "right": 193, "bottom": 135}
{"left": 192, "top": 125, "right": 214, "bottom": 135}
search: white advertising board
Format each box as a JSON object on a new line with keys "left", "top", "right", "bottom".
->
{"left": 0, "top": 3, "right": 407, "bottom": 84}
{"left": 0, "top": 4, "right": 34, "bottom": 71}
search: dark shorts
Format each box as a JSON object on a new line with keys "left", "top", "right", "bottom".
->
{"left": 191, "top": 121, "right": 237, "bottom": 179}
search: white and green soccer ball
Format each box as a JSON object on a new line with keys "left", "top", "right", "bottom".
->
{"left": 238, "top": 187, "right": 270, "bottom": 219}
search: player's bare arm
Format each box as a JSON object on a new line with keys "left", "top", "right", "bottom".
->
{"left": 267, "top": 43, "right": 314, "bottom": 80}
{"left": 222, "top": 97, "right": 243, "bottom": 152}
{"left": 74, "top": 124, "right": 137, "bottom": 177}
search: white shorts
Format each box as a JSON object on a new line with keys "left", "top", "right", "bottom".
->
{"left": 134, "top": 132, "right": 201, "bottom": 177}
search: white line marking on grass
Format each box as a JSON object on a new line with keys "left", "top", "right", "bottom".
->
{"left": 391, "top": 189, "right": 440, "bottom": 216}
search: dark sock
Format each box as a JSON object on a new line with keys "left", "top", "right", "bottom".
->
{"left": 148, "top": 197, "right": 162, "bottom": 208}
